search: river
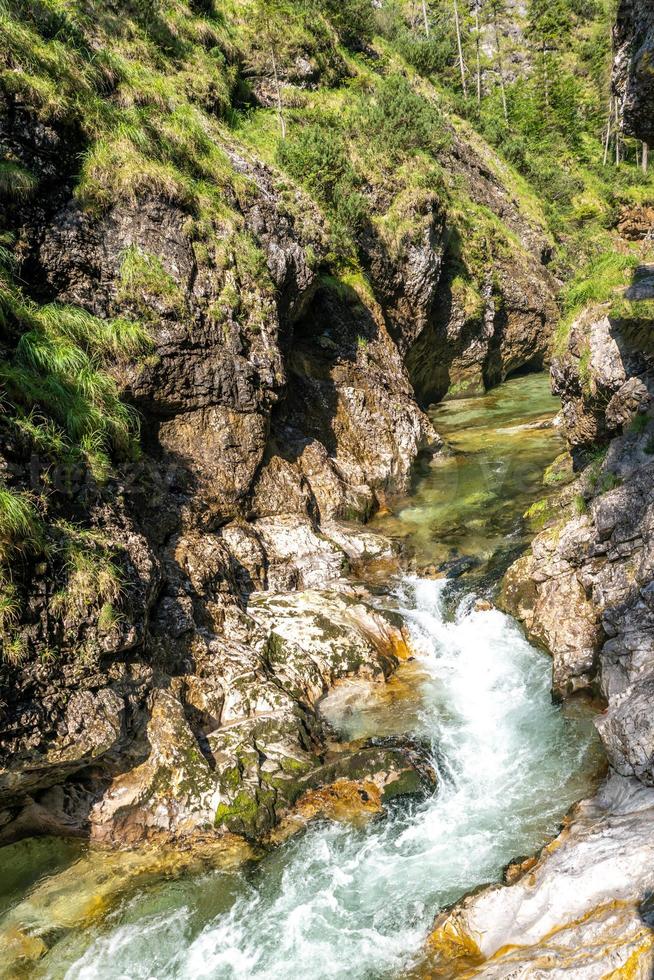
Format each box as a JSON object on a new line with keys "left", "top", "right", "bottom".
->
{"left": 0, "top": 375, "right": 605, "bottom": 979}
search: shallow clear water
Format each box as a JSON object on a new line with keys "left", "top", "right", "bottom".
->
{"left": 0, "top": 375, "right": 604, "bottom": 979}
{"left": 372, "top": 373, "right": 565, "bottom": 571}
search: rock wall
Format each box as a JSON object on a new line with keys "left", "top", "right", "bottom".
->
{"left": 0, "top": 35, "right": 556, "bottom": 845}
{"left": 404, "top": 131, "right": 557, "bottom": 406}
{"left": 614, "top": 0, "right": 654, "bottom": 145}
{"left": 0, "top": 120, "right": 434, "bottom": 843}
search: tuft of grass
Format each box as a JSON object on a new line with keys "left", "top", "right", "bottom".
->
{"left": 1, "top": 632, "right": 28, "bottom": 665}
{"left": 48, "top": 522, "right": 123, "bottom": 623}
{"left": 555, "top": 252, "right": 641, "bottom": 353}
{"left": 118, "top": 246, "right": 187, "bottom": 320}
{"left": 97, "top": 601, "right": 122, "bottom": 633}
{"left": 573, "top": 494, "right": 588, "bottom": 516}
{"left": 0, "top": 277, "right": 150, "bottom": 468}
{"left": 609, "top": 296, "right": 654, "bottom": 324}
{"left": 585, "top": 445, "right": 609, "bottom": 491}
{"left": 76, "top": 139, "right": 194, "bottom": 213}
{"left": 628, "top": 412, "right": 650, "bottom": 435}
{"left": 598, "top": 471, "right": 622, "bottom": 494}
{"left": 0, "top": 486, "right": 43, "bottom": 559}
{"left": 0, "top": 575, "right": 20, "bottom": 632}
{"left": 0, "top": 160, "right": 37, "bottom": 198}
{"left": 35, "top": 303, "right": 152, "bottom": 360}
{"left": 451, "top": 274, "right": 485, "bottom": 321}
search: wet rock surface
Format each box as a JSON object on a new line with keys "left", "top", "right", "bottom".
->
{"left": 425, "top": 776, "right": 654, "bottom": 978}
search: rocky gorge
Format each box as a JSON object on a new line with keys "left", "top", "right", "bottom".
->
{"left": 0, "top": 0, "right": 559, "bottom": 851}
{"left": 1, "top": 0, "right": 654, "bottom": 976}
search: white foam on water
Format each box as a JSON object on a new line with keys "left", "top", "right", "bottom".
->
{"left": 60, "top": 577, "right": 599, "bottom": 980}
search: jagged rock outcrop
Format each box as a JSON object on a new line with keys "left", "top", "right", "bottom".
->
{"left": 550, "top": 270, "right": 654, "bottom": 455}
{"left": 406, "top": 131, "right": 558, "bottom": 405}
{"left": 424, "top": 776, "right": 654, "bottom": 977}
{"left": 0, "top": 91, "right": 442, "bottom": 843}
{"left": 614, "top": 0, "right": 654, "bottom": 145}
{"left": 502, "top": 274, "right": 654, "bottom": 705}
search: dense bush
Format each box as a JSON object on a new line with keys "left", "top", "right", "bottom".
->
{"left": 312, "top": 0, "right": 375, "bottom": 49}
{"left": 277, "top": 123, "right": 353, "bottom": 203}
{"left": 277, "top": 122, "right": 367, "bottom": 255}
{"left": 351, "top": 76, "right": 450, "bottom": 163}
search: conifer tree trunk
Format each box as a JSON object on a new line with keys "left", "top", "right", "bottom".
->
{"left": 474, "top": 4, "right": 482, "bottom": 105}
{"left": 603, "top": 97, "right": 612, "bottom": 166}
{"left": 270, "top": 42, "right": 286, "bottom": 139}
{"left": 493, "top": 14, "right": 508, "bottom": 123}
{"left": 643, "top": 142, "right": 649, "bottom": 174}
{"left": 454, "top": 0, "right": 468, "bottom": 97}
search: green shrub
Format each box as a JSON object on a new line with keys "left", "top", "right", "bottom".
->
{"left": 277, "top": 121, "right": 367, "bottom": 254}
{"left": 278, "top": 123, "right": 352, "bottom": 204}
{"left": 314, "top": 0, "right": 375, "bottom": 48}
{"left": 395, "top": 32, "right": 457, "bottom": 79}
{"left": 351, "top": 76, "right": 449, "bottom": 163}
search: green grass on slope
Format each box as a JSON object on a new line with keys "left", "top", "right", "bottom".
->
{"left": 0, "top": 155, "right": 151, "bottom": 661}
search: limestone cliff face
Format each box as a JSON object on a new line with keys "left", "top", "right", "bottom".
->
{"left": 0, "top": 100, "right": 438, "bottom": 842}
{"left": 614, "top": 0, "right": 654, "bottom": 145}
{"left": 405, "top": 130, "right": 557, "bottom": 406}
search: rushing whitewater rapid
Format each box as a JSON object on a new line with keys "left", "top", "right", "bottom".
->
{"left": 57, "top": 577, "right": 601, "bottom": 980}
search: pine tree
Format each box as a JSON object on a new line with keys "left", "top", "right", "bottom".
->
{"left": 485, "top": 0, "right": 509, "bottom": 122}
{"left": 254, "top": 0, "right": 290, "bottom": 139}
{"left": 526, "top": 0, "right": 570, "bottom": 109}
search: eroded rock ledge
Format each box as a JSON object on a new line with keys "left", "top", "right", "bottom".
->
{"left": 425, "top": 776, "right": 654, "bottom": 977}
